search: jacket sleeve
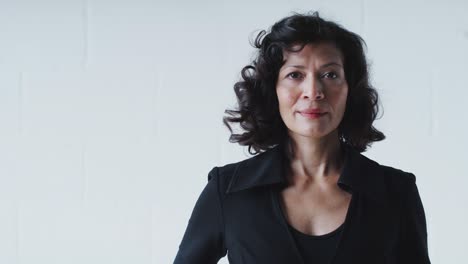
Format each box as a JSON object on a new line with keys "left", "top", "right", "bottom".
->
{"left": 174, "top": 167, "right": 227, "bottom": 264}
{"left": 398, "top": 172, "right": 431, "bottom": 264}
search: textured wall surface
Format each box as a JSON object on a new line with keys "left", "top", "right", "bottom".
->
{"left": 0, "top": 0, "right": 467, "bottom": 263}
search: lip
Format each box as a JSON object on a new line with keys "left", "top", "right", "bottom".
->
{"left": 299, "top": 108, "right": 326, "bottom": 114}
{"left": 299, "top": 112, "right": 327, "bottom": 119}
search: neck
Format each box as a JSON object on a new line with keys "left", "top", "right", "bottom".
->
{"left": 284, "top": 130, "right": 345, "bottom": 187}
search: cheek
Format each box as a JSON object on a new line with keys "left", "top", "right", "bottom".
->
{"left": 340, "top": 87, "right": 349, "bottom": 109}
{"left": 277, "top": 89, "right": 296, "bottom": 109}
{"left": 329, "top": 86, "right": 348, "bottom": 109}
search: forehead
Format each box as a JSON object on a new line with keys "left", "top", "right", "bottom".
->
{"left": 282, "top": 42, "right": 344, "bottom": 62}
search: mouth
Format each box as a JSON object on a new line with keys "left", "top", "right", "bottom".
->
{"left": 298, "top": 111, "right": 327, "bottom": 119}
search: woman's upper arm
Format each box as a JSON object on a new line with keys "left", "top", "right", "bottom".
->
{"left": 398, "top": 172, "right": 431, "bottom": 264}
{"left": 174, "top": 167, "right": 227, "bottom": 264}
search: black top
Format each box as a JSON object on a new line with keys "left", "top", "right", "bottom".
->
{"left": 277, "top": 181, "right": 352, "bottom": 264}
{"left": 174, "top": 143, "right": 431, "bottom": 264}
{"left": 288, "top": 222, "right": 344, "bottom": 264}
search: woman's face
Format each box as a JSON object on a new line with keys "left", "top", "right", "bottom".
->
{"left": 276, "top": 42, "right": 348, "bottom": 140}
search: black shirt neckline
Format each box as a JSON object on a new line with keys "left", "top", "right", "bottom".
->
{"left": 287, "top": 221, "right": 345, "bottom": 240}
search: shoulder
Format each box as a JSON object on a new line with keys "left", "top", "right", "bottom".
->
{"left": 348, "top": 151, "right": 421, "bottom": 207}
{"left": 380, "top": 163, "right": 415, "bottom": 179}
{"left": 356, "top": 150, "right": 416, "bottom": 183}
{"left": 207, "top": 148, "right": 279, "bottom": 197}
{"left": 206, "top": 154, "right": 256, "bottom": 194}
{"left": 376, "top": 161, "right": 417, "bottom": 198}
{"left": 379, "top": 163, "right": 416, "bottom": 184}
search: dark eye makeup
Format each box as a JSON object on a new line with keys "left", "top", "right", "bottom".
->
{"left": 321, "top": 72, "right": 338, "bottom": 79}
{"left": 286, "top": 72, "right": 303, "bottom": 79}
{"left": 285, "top": 71, "right": 339, "bottom": 80}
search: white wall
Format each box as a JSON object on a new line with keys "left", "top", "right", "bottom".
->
{"left": 0, "top": 0, "right": 466, "bottom": 263}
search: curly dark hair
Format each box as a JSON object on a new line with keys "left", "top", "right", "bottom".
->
{"left": 223, "top": 11, "right": 385, "bottom": 157}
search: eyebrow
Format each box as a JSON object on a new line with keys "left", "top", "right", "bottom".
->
{"left": 282, "top": 62, "right": 343, "bottom": 71}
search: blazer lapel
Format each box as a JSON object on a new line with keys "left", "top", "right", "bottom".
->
{"left": 225, "top": 142, "right": 387, "bottom": 203}
{"left": 332, "top": 147, "right": 392, "bottom": 263}
{"left": 224, "top": 143, "right": 390, "bottom": 263}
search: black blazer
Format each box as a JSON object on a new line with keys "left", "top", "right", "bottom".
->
{"left": 174, "top": 143, "right": 431, "bottom": 264}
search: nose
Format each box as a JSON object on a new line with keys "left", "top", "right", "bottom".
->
{"left": 302, "top": 75, "right": 324, "bottom": 100}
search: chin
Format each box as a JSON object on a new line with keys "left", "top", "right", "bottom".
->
{"left": 290, "top": 130, "right": 329, "bottom": 139}
{"left": 290, "top": 125, "right": 338, "bottom": 138}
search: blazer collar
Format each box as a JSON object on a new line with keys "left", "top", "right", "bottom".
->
{"left": 225, "top": 143, "right": 386, "bottom": 204}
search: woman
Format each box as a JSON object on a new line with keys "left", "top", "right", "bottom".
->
{"left": 174, "top": 11, "right": 431, "bottom": 264}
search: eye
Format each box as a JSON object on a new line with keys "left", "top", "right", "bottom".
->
{"left": 286, "top": 72, "right": 303, "bottom": 80}
{"left": 322, "top": 72, "right": 338, "bottom": 79}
